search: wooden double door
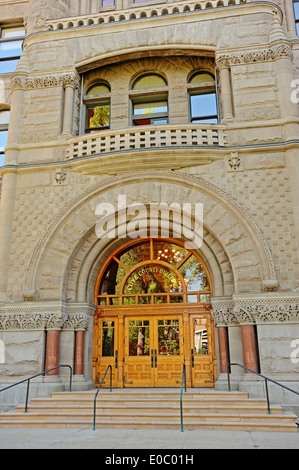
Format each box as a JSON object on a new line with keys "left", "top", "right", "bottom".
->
{"left": 94, "top": 307, "right": 216, "bottom": 388}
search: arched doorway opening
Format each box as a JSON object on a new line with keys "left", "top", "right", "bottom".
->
{"left": 93, "top": 238, "right": 217, "bottom": 388}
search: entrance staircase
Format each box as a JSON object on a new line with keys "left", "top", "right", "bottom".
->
{"left": 0, "top": 389, "right": 298, "bottom": 432}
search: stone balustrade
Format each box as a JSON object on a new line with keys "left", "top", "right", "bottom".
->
{"left": 48, "top": 0, "right": 246, "bottom": 31}
{"left": 66, "top": 124, "right": 227, "bottom": 159}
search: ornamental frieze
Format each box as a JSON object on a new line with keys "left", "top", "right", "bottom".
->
{"left": 0, "top": 310, "right": 89, "bottom": 331}
{"left": 212, "top": 297, "right": 299, "bottom": 326}
{"left": 11, "top": 73, "right": 80, "bottom": 91}
{"left": 216, "top": 44, "right": 293, "bottom": 69}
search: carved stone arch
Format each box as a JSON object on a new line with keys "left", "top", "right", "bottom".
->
{"left": 64, "top": 224, "right": 234, "bottom": 304}
{"left": 25, "top": 170, "right": 277, "bottom": 302}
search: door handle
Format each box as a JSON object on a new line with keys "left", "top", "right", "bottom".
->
{"left": 151, "top": 349, "right": 154, "bottom": 368}
{"left": 191, "top": 348, "right": 194, "bottom": 367}
{"left": 154, "top": 349, "right": 157, "bottom": 368}
{"left": 115, "top": 350, "right": 118, "bottom": 369}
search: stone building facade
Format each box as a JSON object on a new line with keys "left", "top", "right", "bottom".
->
{"left": 0, "top": 0, "right": 299, "bottom": 407}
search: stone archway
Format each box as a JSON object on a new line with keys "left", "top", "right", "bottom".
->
{"left": 25, "top": 170, "right": 277, "bottom": 303}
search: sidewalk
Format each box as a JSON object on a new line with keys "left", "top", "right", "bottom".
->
{"left": 0, "top": 427, "right": 298, "bottom": 449}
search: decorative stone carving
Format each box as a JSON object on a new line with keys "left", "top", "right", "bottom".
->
{"left": 63, "top": 313, "right": 89, "bottom": 330}
{"left": 263, "top": 279, "right": 279, "bottom": 292}
{"left": 0, "top": 310, "right": 89, "bottom": 331}
{"left": 233, "top": 296, "right": 299, "bottom": 324}
{"left": 54, "top": 168, "right": 67, "bottom": 186}
{"left": 23, "top": 290, "right": 39, "bottom": 301}
{"left": 11, "top": 74, "right": 80, "bottom": 91}
{"left": 227, "top": 152, "right": 242, "bottom": 171}
{"left": 216, "top": 44, "right": 293, "bottom": 69}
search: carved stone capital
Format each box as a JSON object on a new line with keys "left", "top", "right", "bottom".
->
{"left": 11, "top": 73, "right": 80, "bottom": 91}
{"left": 216, "top": 43, "right": 293, "bottom": 69}
{"left": 211, "top": 298, "right": 236, "bottom": 326}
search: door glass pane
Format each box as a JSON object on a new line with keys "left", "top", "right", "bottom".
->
{"left": 102, "top": 321, "right": 115, "bottom": 356}
{"left": 129, "top": 321, "right": 150, "bottom": 356}
{"left": 194, "top": 318, "right": 208, "bottom": 355}
{"left": 158, "top": 320, "right": 180, "bottom": 355}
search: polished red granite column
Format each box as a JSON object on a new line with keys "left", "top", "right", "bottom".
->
{"left": 45, "top": 330, "right": 61, "bottom": 375}
{"left": 241, "top": 324, "right": 259, "bottom": 372}
{"left": 75, "top": 330, "right": 85, "bottom": 375}
{"left": 218, "top": 326, "right": 230, "bottom": 373}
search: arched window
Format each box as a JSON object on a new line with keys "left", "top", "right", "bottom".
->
{"left": 188, "top": 72, "right": 218, "bottom": 123}
{"left": 130, "top": 73, "right": 168, "bottom": 126}
{"left": 84, "top": 82, "right": 111, "bottom": 133}
{"left": 0, "top": 109, "right": 10, "bottom": 166}
{"left": 96, "top": 238, "right": 211, "bottom": 306}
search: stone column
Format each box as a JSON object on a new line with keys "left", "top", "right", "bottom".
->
{"left": 75, "top": 330, "right": 85, "bottom": 375}
{"left": 62, "top": 83, "right": 75, "bottom": 138}
{"left": 218, "top": 326, "right": 230, "bottom": 373}
{"left": 0, "top": 59, "right": 27, "bottom": 301}
{"left": 216, "top": 57, "right": 234, "bottom": 121}
{"left": 241, "top": 324, "right": 259, "bottom": 373}
{"left": 45, "top": 329, "right": 61, "bottom": 375}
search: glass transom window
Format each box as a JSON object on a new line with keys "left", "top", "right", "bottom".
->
{"left": 96, "top": 238, "right": 211, "bottom": 306}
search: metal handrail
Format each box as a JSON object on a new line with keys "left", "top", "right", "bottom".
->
{"left": 227, "top": 362, "right": 299, "bottom": 414}
{"left": 0, "top": 364, "right": 73, "bottom": 413}
{"left": 93, "top": 365, "right": 113, "bottom": 431}
{"left": 180, "top": 363, "right": 187, "bottom": 432}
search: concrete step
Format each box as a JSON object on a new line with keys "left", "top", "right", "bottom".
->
{"left": 14, "top": 403, "right": 284, "bottom": 415}
{"left": 0, "top": 418, "right": 297, "bottom": 432}
{"left": 28, "top": 396, "right": 272, "bottom": 407}
{"left": 2, "top": 410, "right": 296, "bottom": 424}
{"left": 1, "top": 389, "right": 297, "bottom": 432}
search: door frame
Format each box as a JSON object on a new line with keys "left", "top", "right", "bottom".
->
{"left": 93, "top": 304, "right": 216, "bottom": 388}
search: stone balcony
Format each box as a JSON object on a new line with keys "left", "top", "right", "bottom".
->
{"left": 66, "top": 124, "right": 228, "bottom": 162}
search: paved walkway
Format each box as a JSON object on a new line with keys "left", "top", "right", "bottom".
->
{"left": 0, "top": 427, "right": 298, "bottom": 449}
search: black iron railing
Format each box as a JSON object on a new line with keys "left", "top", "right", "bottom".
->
{"left": 180, "top": 363, "right": 187, "bottom": 432}
{"left": 227, "top": 363, "right": 299, "bottom": 414}
{"left": 93, "top": 365, "right": 113, "bottom": 431}
{"left": 0, "top": 364, "right": 73, "bottom": 413}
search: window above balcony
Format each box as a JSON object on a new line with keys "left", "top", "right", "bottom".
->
{"left": 130, "top": 73, "right": 169, "bottom": 126}
{"left": 0, "top": 25, "right": 25, "bottom": 75}
{"left": 84, "top": 82, "right": 111, "bottom": 133}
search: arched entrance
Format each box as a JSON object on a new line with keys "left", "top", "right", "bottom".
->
{"left": 93, "top": 238, "right": 217, "bottom": 388}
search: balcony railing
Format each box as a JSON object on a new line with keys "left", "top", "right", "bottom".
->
{"left": 66, "top": 124, "right": 227, "bottom": 160}
{"left": 48, "top": 0, "right": 246, "bottom": 32}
